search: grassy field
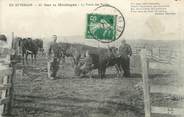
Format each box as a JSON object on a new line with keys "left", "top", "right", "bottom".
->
{"left": 11, "top": 54, "right": 182, "bottom": 117}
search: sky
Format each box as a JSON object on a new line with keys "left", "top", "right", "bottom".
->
{"left": 0, "top": 0, "right": 184, "bottom": 44}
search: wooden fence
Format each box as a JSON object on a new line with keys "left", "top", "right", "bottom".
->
{"left": 140, "top": 49, "right": 184, "bottom": 117}
{"left": 0, "top": 33, "right": 17, "bottom": 116}
{"left": 133, "top": 46, "right": 182, "bottom": 64}
{"left": 0, "top": 47, "right": 15, "bottom": 116}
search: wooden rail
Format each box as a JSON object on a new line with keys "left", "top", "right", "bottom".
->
{"left": 140, "top": 49, "right": 184, "bottom": 117}
{"left": 134, "top": 46, "right": 182, "bottom": 64}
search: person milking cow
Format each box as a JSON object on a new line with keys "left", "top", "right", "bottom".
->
{"left": 78, "top": 50, "right": 93, "bottom": 77}
{"left": 47, "top": 35, "right": 62, "bottom": 80}
{"left": 119, "top": 39, "right": 132, "bottom": 77}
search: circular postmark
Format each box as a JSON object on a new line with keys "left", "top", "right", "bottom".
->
{"left": 86, "top": 4, "right": 125, "bottom": 43}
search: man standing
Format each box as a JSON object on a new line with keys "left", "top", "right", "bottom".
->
{"left": 119, "top": 39, "right": 132, "bottom": 77}
{"left": 47, "top": 35, "right": 61, "bottom": 79}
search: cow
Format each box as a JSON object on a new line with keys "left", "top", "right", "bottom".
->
{"left": 93, "top": 47, "right": 123, "bottom": 78}
{"left": 56, "top": 43, "right": 124, "bottom": 78}
{"left": 106, "top": 46, "right": 123, "bottom": 77}
{"left": 68, "top": 45, "right": 123, "bottom": 78}
{"left": 57, "top": 44, "right": 103, "bottom": 78}
{"left": 73, "top": 50, "right": 107, "bottom": 78}
{"left": 75, "top": 50, "right": 123, "bottom": 78}
{"left": 20, "top": 38, "right": 43, "bottom": 64}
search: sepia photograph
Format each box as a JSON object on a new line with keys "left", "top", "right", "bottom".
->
{"left": 0, "top": 0, "right": 184, "bottom": 117}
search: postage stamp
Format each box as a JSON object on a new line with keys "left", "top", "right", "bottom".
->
{"left": 85, "top": 5, "right": 125, "bottom": 43}
{"left": 86, "top": 13, "right": 117, "bottom": 41}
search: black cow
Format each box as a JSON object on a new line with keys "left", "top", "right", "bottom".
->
{"left": 89, "top": 51, "right": 123, "bottom": 78}
{"left": 21, "top": 38, "right": 43, "bottom": 64}
{"left": 60, "top": 43, "right": 124, "bottom": 78}
{"left": 73, "top": 52, "right": 106, "bottom": 78}
{"left": 106, "top": 47, "right": 123, "bottom": 77}
{"left": 73, "top": 48, "right": 123, "bottom": 78}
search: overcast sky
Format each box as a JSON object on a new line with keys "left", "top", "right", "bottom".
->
{"left": 0, "top": 0, "right": 184, "bottom": 43}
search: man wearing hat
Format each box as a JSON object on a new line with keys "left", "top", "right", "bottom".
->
{"left": 119, "top": 39, "right": 132, "bottom": 77}
{"left": 47, "top": 35, "right": 62, "bottom": 79}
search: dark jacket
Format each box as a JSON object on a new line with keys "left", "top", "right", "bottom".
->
{"left": 48, "top": 42, "right": 62, "bottom": 58}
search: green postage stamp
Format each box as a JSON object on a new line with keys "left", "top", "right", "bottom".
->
{"left": 86, "top": 13, "right": 117, "bottom": 41}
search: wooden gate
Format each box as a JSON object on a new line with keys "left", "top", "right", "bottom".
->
{"left": 140, "top": 49, "right": 184, "bottom": 117}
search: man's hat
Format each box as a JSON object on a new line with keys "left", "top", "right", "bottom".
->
{"left": 52, "top": 35, "right": 57, "bottom": 38}
{"left": 0, "top": 34, "right": 7, "bottom": 42}
{"left": 52, "top": 35, "right": 57, "bottom": 41}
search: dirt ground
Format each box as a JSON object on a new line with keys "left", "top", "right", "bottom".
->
{"left": 11, "top": 56, "right": 182, "bottom": 117}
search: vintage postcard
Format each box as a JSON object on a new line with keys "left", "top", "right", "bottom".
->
{"left": 0, "top": 0, "right": 184, "bottom": 117}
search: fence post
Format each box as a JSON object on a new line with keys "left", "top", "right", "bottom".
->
{"left": 140, "top": 49, "right": 151, "bottom": 117}
{"left": 47, "top": 60, "right": 51, "bottom": 78}
{"left": 6, "top": 65, "right": 15, "bottom": 115}
{"left": 0, "top": 75, "right": 9, "bottom": 115}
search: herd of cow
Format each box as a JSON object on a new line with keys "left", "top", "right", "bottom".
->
{"left": 12, "top": 37, "right": 43, "bottom": 64}
{"left": 13, "top": 38, "right": 126, "bottom": 78}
